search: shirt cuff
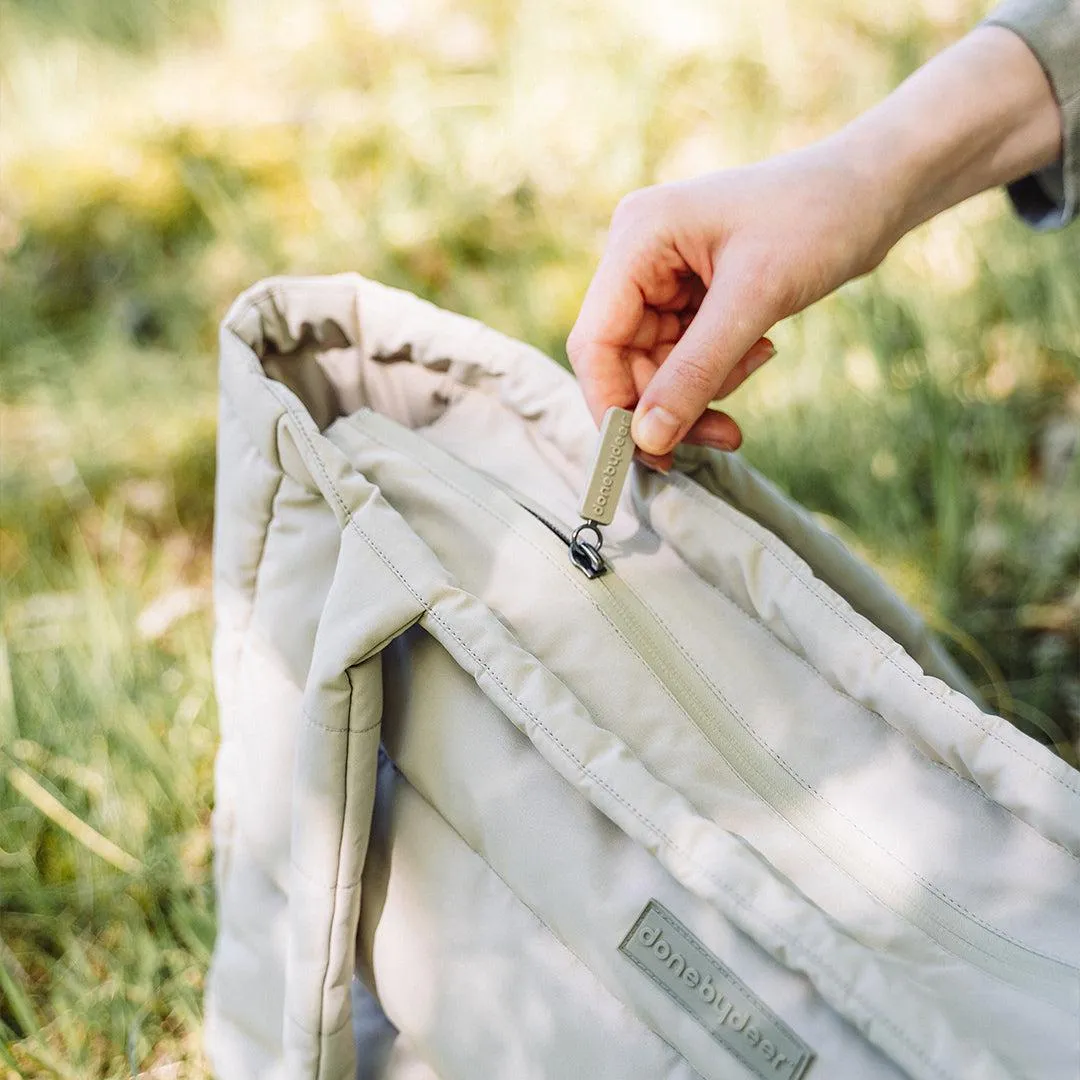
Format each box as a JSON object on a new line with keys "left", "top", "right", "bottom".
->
{"left": 983, "top": 0, "right": 1080, "bottom": 230}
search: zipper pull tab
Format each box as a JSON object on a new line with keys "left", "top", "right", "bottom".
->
{"left": 569, "top": 407, "right": 634, "bottom": 578}
{"left": 579, "top": 406, "right": 634, "bottom": 527}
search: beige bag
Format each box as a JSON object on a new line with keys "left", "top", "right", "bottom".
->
{"left": 206, "top": 274, "right": 1080, "bottom": 1080}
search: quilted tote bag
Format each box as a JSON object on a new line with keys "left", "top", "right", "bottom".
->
{"left": 205, "top": 274, "right": 1080, "bottom": 1080}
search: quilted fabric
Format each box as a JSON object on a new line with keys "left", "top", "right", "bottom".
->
{"left": 206, "top": 275, "right": 1080, "bottom": 1080}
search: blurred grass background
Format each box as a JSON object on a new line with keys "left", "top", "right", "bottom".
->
{"left": 1, "top": 0, "right": 1078, "bottom": 1075}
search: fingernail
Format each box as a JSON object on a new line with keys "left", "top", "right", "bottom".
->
{"left": 633, "top": 405, "right": 681, "bottom": 455}
{"left": 748, "top": 341, "right": 776, "bottom": 375}
{"left": 635, "top": 450, "right": 671, "bottom": 474}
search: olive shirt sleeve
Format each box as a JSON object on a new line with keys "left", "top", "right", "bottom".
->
{"left": 983, "top": 0, "right": 1080, "bottom": 228}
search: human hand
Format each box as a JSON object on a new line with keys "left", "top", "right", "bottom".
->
{"left": 566, "top": 142, "right": 893, "bottom": 467}
{"left": 566, "top": 27, "right": 1060, "bottom": 468}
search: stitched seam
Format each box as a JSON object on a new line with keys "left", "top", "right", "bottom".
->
{"left": 308, "top": 668, "right": 356, "bottom": 1065}
{"left": 675, "top": 541, "right": 1080, "bottom": 866}
{"left": 289, "top": 705, "right": 382, "bottom": 895}
{"left": 400, "top": 772, "right": 709, "bottom": 1080}
{"left": 301, "top": 706, "right": 382, "bottom": 736}
{"left": 418, "top": 598, "right": 953, "bottom": 1080}
{"left": 348, "top": 420, "right": 1076, "bottom": 965}
{"left": 279, "top": 409, "right": 954, "bottom": 1080}
{"left": 286, "top": 1009, "right": 353, "bottom": 1041}
{"left": 676, "top": 471, "right": 1080, "bottom": 794}
{"left": 668, "top": 472, "right": 1080, "bottom": 798}
{"left": 604, "top": 574, "right": 1075, "bottom": 974}
{"left": 287, "top": 856, "right": 361, "bottom": 893}
{"left": 350, "top": 422, "right": 672, "bottom": 666}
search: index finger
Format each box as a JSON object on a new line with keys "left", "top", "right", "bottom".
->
{"left": 566, "top": 249, "right": 645, "bottom": 425}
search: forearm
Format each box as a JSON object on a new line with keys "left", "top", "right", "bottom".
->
{"left": 834, "top": 25, "right": 1061, "bottom": 248}
{"left": 568, "top": 13, "right": 1073, "bottom": 454}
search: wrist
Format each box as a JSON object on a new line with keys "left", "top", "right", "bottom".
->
{"left": 832, "top": 26, "right": 1061, "bottom": 252}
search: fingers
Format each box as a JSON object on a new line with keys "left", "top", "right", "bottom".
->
{"left": 568, "top": 192, "right": 691, "bottom": 426}
{"left": 571, "top": 340, "right": 639, "bottom": 427}
{"left": 635, "top": 448, "right": 675, "bottom": 473}
{"left": 630, "top": 274, "right": 773, "bottom": 455}
{"left": 654, "top": 275, "right": 705, "bottom": 315}
{"left": 685, "top": 409, "right": 742, "bottom": 450}
{"left": 629, "top": 310, "right": 681, "bottom": 351}
{"left": 713, "top": 336, "right": 775, "bottom": 399}
{"left": 567, "top": 250, "right": 647, "bottom": 424}
{"left": 634, "top": 409, "right": 742, "bottom": 474}
{"left": 605, "top": 325, "right": 768, "bottom": 466}
{"left": 629, "top": 342, "right": 741, "bottom": 463}
{"left": 570, "top": 183, "right": 780, "bottom": 452}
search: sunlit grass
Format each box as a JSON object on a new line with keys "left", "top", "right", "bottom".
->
{"left": 1, "top": 0, "right": 1078, "bottom": 1073}
{"left": 2, "top": 510, "right": 215, "bottom": 1076}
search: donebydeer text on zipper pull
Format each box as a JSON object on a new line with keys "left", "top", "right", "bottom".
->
{"left": 570, "top": 406, "right": 634, "bottom": 577}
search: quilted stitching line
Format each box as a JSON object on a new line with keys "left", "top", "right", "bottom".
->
{"left": 670, "top": 543, "right": 1080, "bottom": 870}
{"left": 344, "top": 421, "right": 1078, "bottom": 970}
{"left": 664, "top": 528, "right": 1080, "bottom": 869}
{"left": 608, "top": 576, "right": 1077, "bottom": 982}
{"left": 301, "top": 705, "right": 383, "bottom": 737}
{"left": 287, "top": 856, "right": 361, "bottom": 894}
{"left": 285, "top": 1009, "right": 354, "bottom": 1042}
{"left": 263, "top": 369, "right": 979, "bottom": 1080}
{"left": 669, "top": 472, "right": 1080, "bottom": 798}
{"left": 417, "top": 590, "right": 957, "bottom": 1080}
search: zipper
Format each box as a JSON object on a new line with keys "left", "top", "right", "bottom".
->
{"left": 514, "top": 405, "right": 634, "bottom": 580}
{"left": 512, "top": 492, "right": 608, "bottom": 580}
{"left": 523, "top": 498, "right": 1074, "bottom": 1000}
{"left": 341, "top": 408, "right": 1076, "bottom": 1001}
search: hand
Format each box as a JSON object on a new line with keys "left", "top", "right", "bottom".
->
{"left": 566, "top": 144, "right": 892, "bottom": 466}
{"left": 566, "top": 26, "right": 1061, "bottom": 467}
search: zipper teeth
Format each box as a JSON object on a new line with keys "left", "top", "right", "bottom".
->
{"left": 508, "top": 500, "right": 1071, "bottom": 997}
{"left": 517, "top": 502, "right": 573, "bottom": 547}
{"left": 583, "top": 538, "right": 1072, "bottom": 997}
{"left": 341, "top": 409, "right": 1072, "bottom": 998}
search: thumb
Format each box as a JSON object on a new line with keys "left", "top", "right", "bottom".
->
{"left": 630, "top": 279, "right": 768, "bottom": 455}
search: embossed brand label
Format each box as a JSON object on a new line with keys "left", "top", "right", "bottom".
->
{"left": 579, "top": 406, "right": 634, "bottom": 526}
{"left": 620, "top": 901, "right": 815, "bottom": 1079}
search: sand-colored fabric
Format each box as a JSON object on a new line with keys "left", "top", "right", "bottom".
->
{"left": 207, "top": 274, "right": 1080, "bottom": 1080}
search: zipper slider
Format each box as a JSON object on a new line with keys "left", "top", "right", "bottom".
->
{"left": 569, "top": 407, "right": 635, "bottom": 578}
{"left": 569, "top": 522, "right": 606, "bottom": 579}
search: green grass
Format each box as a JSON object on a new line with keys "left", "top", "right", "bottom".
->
{"left": 2, "top": 0, "right": 1078, "bottom": 1074}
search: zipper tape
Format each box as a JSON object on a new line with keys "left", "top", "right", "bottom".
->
{"left": 338, "top": 407, "right": 1077, "bottom": 1004}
